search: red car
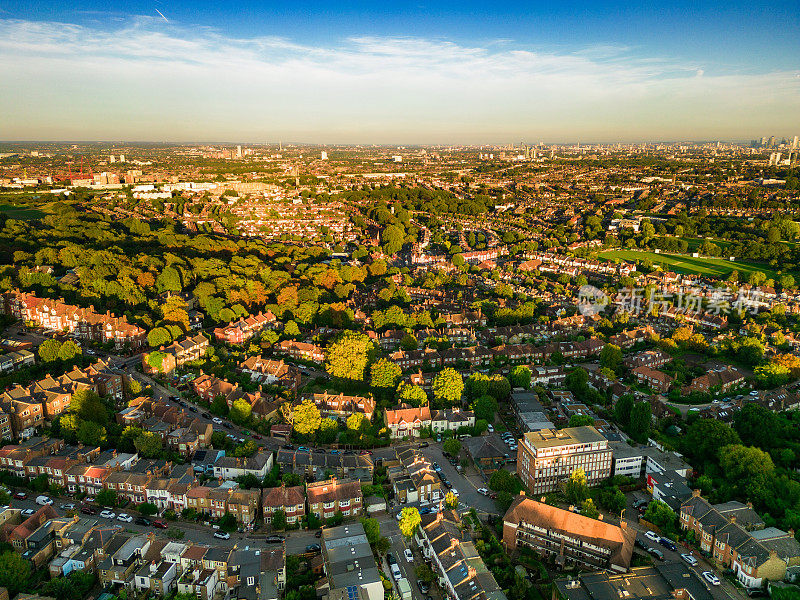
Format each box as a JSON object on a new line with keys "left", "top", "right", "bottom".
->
{"left": 80, "top": 505, "right": 98, "bottom": 515}
{"left": 13, "top": 491, "right": 27, "bottom": 500}
{"left": 152, "top": 519, "right": 168, "bottom": 529}
{"left": 252, "top": 434, "right": 262, "bottom": 440}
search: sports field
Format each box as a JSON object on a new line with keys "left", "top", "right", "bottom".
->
{"left": 0, "top": 204, "right": 45, "bottom": 220}
{"left": 599, "top": 249, "right": 787, "bottom": 280}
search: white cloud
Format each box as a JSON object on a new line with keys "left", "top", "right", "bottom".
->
{"left": 0, "top": 17, "right": 797, "bottom": 142}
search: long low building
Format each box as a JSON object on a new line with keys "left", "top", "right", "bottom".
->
{"left": 503, "top": 495, "right": 636, "bottom": 572}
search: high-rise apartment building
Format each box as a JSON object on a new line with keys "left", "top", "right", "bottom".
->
{"left": 516, "top": 426, "right": 612, "bottom": 494}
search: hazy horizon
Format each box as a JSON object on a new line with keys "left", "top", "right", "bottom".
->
{"left": 1, "top": 1, "right": 798, "bottom": 142}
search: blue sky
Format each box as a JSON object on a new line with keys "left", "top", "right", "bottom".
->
{"left": 0, "top": 1, "right": 798, "bottom": 142}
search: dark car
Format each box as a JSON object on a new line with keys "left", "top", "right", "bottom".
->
{"left": 152, "top": 519, "right": 168, "bottom": 528}
{"left": 223, "top": 422, "right": 232, "bottom": 429}
{"left": 315, "top": 529, "right": 323, "bottom": 538}
{"left": 252, "top": 434, "right": 262, "bottom": 440}
{"left": 202, "top": 412, "right": 211, "bottom": 419}
{"left": 282, "top": 444, "right": 294, "bottom": 449}
{"left": 418, "top": 580, "right": 430, "bottom": 594}
{"left": 188, "top": 407, "right": 197, "bottom": 413}
{"left": 135, "top": 517, "right": 152, "bottom": 526}
{"left": 80, "top": 505, "right": 98, "bottom": 515}
{"left": 306, "top": 544, "right": 321, "bottom": 552}
{"left": 659, "top": 537, "right": 677, "bottom": 551}
{"left": 746, "top": 589, "right": 766, "bottom": 597}
{"left": 266, "top": 535, "right": 285, "bottom": 544}
{"left": 634, "top": 538, "right": 648, "bottom": 551}
{"left": 387, "top": 553, "right": 396, "bottom": 565}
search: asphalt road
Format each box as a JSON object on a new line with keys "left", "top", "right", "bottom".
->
{"left": 417, "top": 444, "right": 498, "bottom": 515}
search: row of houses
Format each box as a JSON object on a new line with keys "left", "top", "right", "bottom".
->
{"left": 1, "top": 504, "right": 285, "bottom": 600}
{"left": 2, "top": 290, "right": 146, "bottom": 349}
{"left": 213, "top": 311, "right": 277, "bottom": 345}
{"left": 143, "top": 332, "right": 210, "bottom": 374}
{"left": 383, "top": 405, "right": 476, "bottom": 439}
{"left": 0, "top": 359, "right": 123, "bottom": 440}
{"left": 192, "top": 373, "right": 280, "bottom": 420}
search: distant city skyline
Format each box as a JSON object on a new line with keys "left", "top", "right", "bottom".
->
{"left": 1, "top": 1, "right": 798, "bottom": 143}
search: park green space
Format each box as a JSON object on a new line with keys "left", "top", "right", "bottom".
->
{"left": 599, "top": 249, "right": 788, "bottom": 280}
{"left": 0, "top": 204, "right": 46, "bottom": 220}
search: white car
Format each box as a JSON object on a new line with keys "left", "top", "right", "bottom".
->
{"left": 35, "top": 495, "right": 53, "bottom": 506}
{"left": 21, "top": 508, "right": 35, "bottom": 516}
{"left": 60, "top": 503, "right": 76, "bottom": 511}
{"left": 100, "top": 510, "right": 116, "bottom": 519}
{"left": 681, "top": 553, "right": 698, "bottom": 566}
{"left": 391, "top": 564, "right": 402, "bottom": 581}
{"left": 214, "top": 531, "right": 231, "bottom": 540}
{"left": 212, "top": 417, "right": 223, "bottom": 424}
{"left": 450, "top": 488, "right": 459, "bottom": 496}
{"left": 645, "top": 531, "right": 660, "bottom": 542}
{"left": 487, "top": 424, "right": 494, "bottom": 432}
{"left": 404, "top": 549, "right": 413, "bottom": 562}
{"left": 477, "top": 488, "right": 489, "bottom": 496}
{"left": 702, "top": 571, "right": 720, "bottom": 586}
{"left": 117, "top": 513, "right": 133, "bottom": 523}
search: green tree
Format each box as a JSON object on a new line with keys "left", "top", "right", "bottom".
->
{"left": 38, "top": 338, "right": 61, "bottom": 362}
{"left": 510, "top": 365, "right": 532, "bottom": 389}
{"left": 138, "top": 502, "right": 158, "bottom": 516}
{"left": 0, "top": 551, "right": 31, "bottom": 597}
{"left": 580, "top": 498, "right": 600, "bottom": 519}
{"left": 376, "top": 537, "right": 391, "bottom": 555}
{"left": 432, "top": 368, "right": 464, "bottom": 405}
{"left": 718, "top": 444, "right": 775, "bottom": 499}
{"left": 568, "top": 414, "right": 595, "bottom": 427}
{"left": 71, "top": 389, "right": 108, "bottom": 425}
{"left": 600, "top": 344, "right": 623, "bottom": 372}
{"left": 284, "top": 320, "right": 301, "bottom": 337}
{"left": 326, "top": 331, "right": 375, "bottom": 381}
{"left": 134, "top": 431, "right": 163, "bottom": 458}
{"left": 95, "top": 488, "right": 117, "bottom": 507}
{"left": 397, "top": 382, "right": 427, "bottom": 407}
{"left": 347, "top": 412, "right": 366, "bottom": 431}
{"left": 398, "top": 507, "right": 421, "bottom": 537}
{"left": 293, "top": 398, "right": 322, "bottom": 435}
{"left": 489, "top": 469, "right": 520, "bottom": 493}
{"left": 360, "top": 517, "right": 381, "bottom": 544}
{"left": 628, "top": 401, "right": 651, "bottom": 443}
{"left": 473, "top": 395, "right": 498, "bottom": 423}
{"left": 683, "top": 418, "right": 741, "bottom": 464}
{"left": 643, "top": 499, "right": 678, "bottom": 536}
{"left": 147, "top": 327, "right": 172, "bottom": 348}
{"left": 229, "top": 397, "right": 253, "bottom": 425}
{"left": 442, "top": 438, "right": 461, "bottom": 456}
{"left": 272, "top": 508, "right": 287, "bottom": 530}
{"left": 370, "top": 358, "right": 402, "bottom": 390}
{"left": 564, "top": 468, "right": 589, "bottom": 505}
{"left": 488, "top": 375, "right": 511, "bottom": 401}
{"left": 77, "top": 421, "right": 106, "bottom": 446}
{"left": 57, "top": 340, "right": 81, "bottom": 361}
{"left": 614, "top": 394, "right": 634, "bottom": 428}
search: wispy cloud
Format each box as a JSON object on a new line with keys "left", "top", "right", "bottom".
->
{"left": 0, "top": 17, "right": 797, "bottom": 142}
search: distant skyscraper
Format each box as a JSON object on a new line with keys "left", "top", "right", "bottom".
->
{"left": 793, "top": 136, "right": 799, "bottom": 150}
{"left": 236, "top": 145, "right": 242, "bottom": 158}
{"left": 768, "top": 135, "right": 776, "bottom": 148}
{"left": 320, "top": 150, "right": 328, "bottom": 160}
{"left": 119, "top": 154, "right": 126, "bottom": 162}
{"left": 109, "top": 155, "right": 116, "bottom": 163}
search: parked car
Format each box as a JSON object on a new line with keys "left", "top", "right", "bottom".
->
{"left": 152, "top": 519, "right": 168, "bottom": 528}
{"left": 419, "top": 507, "right": 432, "bottom": 515}
{"left": 13, "top": 491, "right": 27, "bottom": 500}
{"left": 681, "top": 553, "right": 698, "bottom": 566}
{"left": 404, "top": 549, "right": 414, "bottom": 562}
{"left": 387, "top": 553, "right": 396, "bottom": 565}
{"left": 659, "top": 537, "right": 677, "bottom": 551}
{"left": 417, "top": 580, "right": 430, "bottom": 593}
{"left": 297, "top": 446, "right": 310, "bottom": 452}
{"left": 117, "top": 513, "right": 133, "bottom": 523}
{"left": 214, "top": 531, "right": 231, "bottom": 540}
{"left": 202, "top": 412, "right": 211, "bottom": 419}
{"left": 746, "top": 589, "right": 766, "bottom": 597}
{"left": 487, "top": 424, "right": 494, "bottom": 432}
{"left": 315, "top": 529, "right": 323, "bottom": 538}
{"left": 59, "top": 503, "right": 76, "bottom": 511}
{"left": 35, "top": 495, "right": 53, "bottom": 506}
{"left": 306, "top": 544, "right": 321, "bottom": 552}
{"left": 432, "top": 462, "right": 442, "bottom": 472}
{"left": 391, "top": 564, "right": 402, "bottom": 581}
{"left": 477, "top": 488, "right": 489, "bottom": 496}
{"left": 21, "top": 508, "right": 35, "bottom": 516}
{"left": 702, "top": 572, "right": 720, "bottom": 586}
{"left": 212, "top": 417, "right": 223, "bottom": 424}
{"left": 645, "top": 531, "right": 660, "bottom": 542}
{"left": 81, "top": 505, "right": 98, "bottom": 515}
{"left": 135, "top": 517, "right": 152, "bottom": 526}
{"left": 634, "top": 538, "right": 649, "bottom": 550}
{"left": 266, "top": 535, "right": 284, "bottom": 544}
{"left": 100, "top": 510, "right": 116, "bottom": 519}
{"left": 647, "top": 547, "right": 664, "bottom": 561}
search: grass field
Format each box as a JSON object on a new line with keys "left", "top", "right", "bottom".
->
{"left": 0, "top": 204, "right": 45, "bottom": 220}
{"left": 599, "top": 249, "right": 788, "bottom": 280}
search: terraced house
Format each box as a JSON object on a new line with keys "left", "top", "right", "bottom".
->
{"left": 213, "top": 311, "right": 276, "bottom": 345}
{"left": 415, "top": 509, "right": 506, "bottom": 600}
{"left": 261, "top": 484, "right": 305, "bottom": 525}
{"left": 306, "top": 477, "right": 363, "bottom": 520}
{"left": 3, "top": 290, "right": 146, "bottom": 349}
{"left": 680, "top": 491, "right": 800, "bottom": 587}
{"left": 143, "top": 332, "right": 210, "bottom": 374}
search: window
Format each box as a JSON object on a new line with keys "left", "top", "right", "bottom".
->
{"left": 247, "top": 577, "right": 255, "bottom": 586}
